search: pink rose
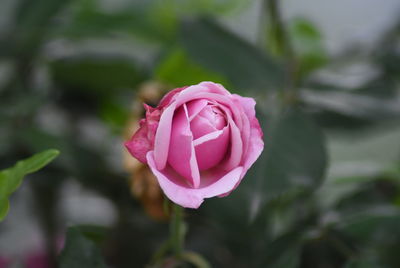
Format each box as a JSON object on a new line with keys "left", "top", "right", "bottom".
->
{"left": 125, "top": 82, "right": 264, "bottom": 208}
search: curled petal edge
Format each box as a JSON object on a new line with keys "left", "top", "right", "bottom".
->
{"left": 232, "top": 95, "right": 264, "bottom": 179}
{"left": 146, "top": 151, "right": 243, "bottom": 209}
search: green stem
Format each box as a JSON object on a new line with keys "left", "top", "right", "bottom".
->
{"left": 170, "top": 204, "right": 185, "bottom": 258}
{"left": 150, "top": 203, "right": 186, "bottom": 265}
{"left": 265, "top": 0, "right": 288, "bottom": 56}
{"left": 265, "top": 0, "right": 299, "bottom": 103}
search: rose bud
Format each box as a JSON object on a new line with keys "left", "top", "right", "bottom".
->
{"left": 125, "top": 82, "right": 264, "bottom": 208}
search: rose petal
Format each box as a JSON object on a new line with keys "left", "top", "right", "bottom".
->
{"left": 190, "top": 111, "right": 218, "bottom": 139}
{"left": 186, "top": 99, "right": 209, "bottom": 121}
{"left": 198, "top": 106, "right": 226, "bottom": 130}
{"left": 147, "top": 151, "right": 243, "bottom": 208}
{"left": 124, "top": 120, "right": 151, "bottom": 163}
{"left": 125, "top": 105, "right": 161, "bottom": 163}
{"left": 158, "top": 86, "right": 186, "bottom": 108}
{"left": 175, "top": 91, "right": 243, "bottom": 130}
{"left": 215, "top": 104, "right": 243, "bottom": 171}
{"left": 224, "top": 115, "right": 243, "bottom": 170}
{"left": 167, "top": 104, "right": 200, "bottom": 188}
{"left": 198, "top": 81, "right": 230, "bottom": 95}
{"left": 232, "top": 94, "right": 264, "bottom": 177}
{"left": 153, "top": 102, "right": 176, "bottom": 170}
{"left": 240, "top": 111, "right": 251, "bottom": 164}
{"left": 194, "top": 126, "right": 230, "bottom": 170}
{"left": 193, "top": 129, "right": 224, "bottom": 147}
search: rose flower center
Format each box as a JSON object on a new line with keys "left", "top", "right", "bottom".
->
{"left": 167, "top": 100, "right": 230, "bottom": 186}
{"left": 190, "top": 103, "right": 229, "bottom": 171}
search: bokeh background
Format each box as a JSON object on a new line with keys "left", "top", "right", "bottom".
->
{"left": 1, "top": 0, "right": 400, "bottom": 267}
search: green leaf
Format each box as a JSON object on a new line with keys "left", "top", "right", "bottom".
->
{"left": 338, "top": 206, "right": 400, "bottom": 267}
{"left": 0, "top": 198, "right": 9, "bottom": 221}
{"left": 155, "top": 48, "right": 230, "bottom": 87}
{"left": 338, "top": 205, "right": 400, "bottom": 242}
{"left": 344, "top": 258, "right": 380, "bottom": 268}
{"left": 288, "top": 18, "right": 327, "bottom": 75}
{"left": 59, "top": 226, "right": 107, "bottom": 268}
{"left": 180, "top": 18, "right": 283, "bottom": 92}
{"left": 152, "top": 0, "right": 247, "bottom": 17}
{"left": 0, "top": 149, "right": 59, "bottom": 221}
{"left": 260, "top": 107, "right": 327, "bottom": 198}
{"left": 50, "top": 53, "right": 145, "bottom": 93}
{"left": 58, "top": 1, "right": 175, "bottom": 43}
{"left": 259, "top": 231, "right": 303, "bottom": 268}
{"left": 59, "top": 0, "right": 247, "bottom": 43}
{"left": 264, "top": 246, "right": 301, "bottom": 268}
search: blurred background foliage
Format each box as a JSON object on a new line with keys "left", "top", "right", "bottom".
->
{"left": 0, "top": 0, "right": 400, "bottom": 267}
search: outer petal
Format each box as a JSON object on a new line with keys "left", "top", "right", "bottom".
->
{"left": 153, "top": 102, "right": 176, "bottom": 170}
{"left": 232, "top": 94, "right": 264, "bottom": 176}
{"left": 216, "top": 104, "right": 243, "bottom": 171}
{"left": 158, "top": 86, "right": 187, "bottom": 108}
{"left": 147, "top": 151, "right": 243, "bottom": 208}
{"left": 124, "top": 119, "right": 151, "bottom": 163}
{"left": 168, "top": 105, "right": 200, "bottom": 188}
{"left": 198, "top": 81, "right": 230, "bottom": 95}
{"left": 124, "top": 105, "right": 161, "bottom": 163}
{"left": 217, "top": 96, "right": 263, "bottom": 197}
